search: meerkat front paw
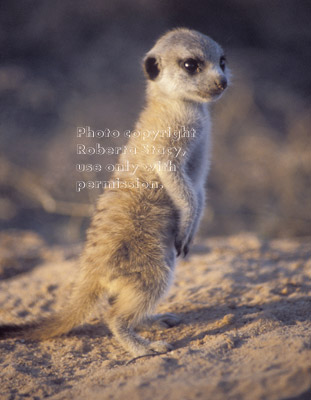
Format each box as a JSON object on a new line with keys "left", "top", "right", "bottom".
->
{"left": 175, "top": 235, "right": 189, "bottom": 257}
{"left": 174, "top": 237, "right": 183, "bottom": 257}
{"left": 182, "top": 231, "right": 195, "bottom": 257}
{"left": 182, "top": 242, "right": 190, "bottom": 257}
{"left": 175, "top": 235, "right": 191, "bottom": 258}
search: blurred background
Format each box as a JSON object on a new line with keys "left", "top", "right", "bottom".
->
{"left": 1, "top": 0, "right": 310, "bottom": 244}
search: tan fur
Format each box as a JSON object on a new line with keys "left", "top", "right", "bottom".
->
{"left": 0, "top": 28, "right": 229, "bottom": 356}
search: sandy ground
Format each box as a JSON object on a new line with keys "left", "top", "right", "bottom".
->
{"left": 0, "top": 230, "right": 310, "bottom": 400}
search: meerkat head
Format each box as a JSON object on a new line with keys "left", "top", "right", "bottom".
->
{"left": 143, "top": 28, "right": 229, "bottom": 103}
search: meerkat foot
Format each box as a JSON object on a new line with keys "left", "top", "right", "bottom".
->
{"left": 138, "top": 313, "right": 181, "bottom": 330}
{"left": 151, "top": 313, "right": 181, "bottom": 328}
{"left": 127, "top": 340, "right": 173, "bottom": 361}
{"left": 148, "top": 340, "right": 173, "bottom": 353}
{"left": 108, "top": 314, "right": 173, "bottom": 356}
{"left": 123, "top": 336, "right": 173, "bottom": 357}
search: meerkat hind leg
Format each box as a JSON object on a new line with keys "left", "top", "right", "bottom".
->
{"left": 106, "top": 286, "right": 173, "bottom": 356}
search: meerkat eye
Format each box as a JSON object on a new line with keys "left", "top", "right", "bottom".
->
{"left": 183, "top": 58, "right": 200, "bottom": 74}
{"left": 219, "top": 55, "right": 226, "bottom": 71}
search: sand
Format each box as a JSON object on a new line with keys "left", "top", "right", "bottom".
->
{"left": 0, "top": 231, "right": 310, "bottom": 400}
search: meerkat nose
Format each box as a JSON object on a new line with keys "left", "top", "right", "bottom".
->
{"left": 215, "top": 76, "right": 227, "bottom": 90}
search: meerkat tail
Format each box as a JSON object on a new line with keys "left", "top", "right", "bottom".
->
{"left": 30, "top": 276, "right": 102, "bottom": 340}
{"left": 0, "top": 275, "right": 103, "bottom": 341}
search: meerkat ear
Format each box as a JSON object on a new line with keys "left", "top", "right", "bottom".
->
{"left": 143, "top": 55, "right": 161, "bottom": 81}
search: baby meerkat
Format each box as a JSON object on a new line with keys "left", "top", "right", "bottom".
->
{"left": 0, "top": 28, "right": 229, "bottom": 356}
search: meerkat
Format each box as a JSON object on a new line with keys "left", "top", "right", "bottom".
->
{"left": 0, "top": 28, "right": 229, "bottom": 356}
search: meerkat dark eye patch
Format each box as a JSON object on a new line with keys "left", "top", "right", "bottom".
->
{"left": 183, "top": 58, "right": 201, "bottom": 74}
{"left": 144, "top": 57, "right": 160, "bottom": 80}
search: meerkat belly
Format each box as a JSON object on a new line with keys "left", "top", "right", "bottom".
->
{"left": 90, "top": 186, "right": 177, "bottom": 258}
